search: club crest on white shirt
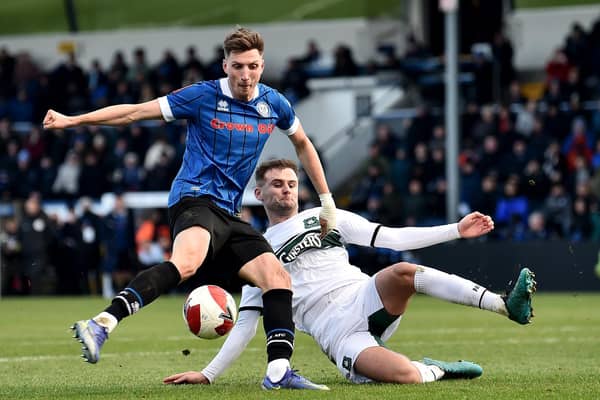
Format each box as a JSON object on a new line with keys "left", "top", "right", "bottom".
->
{"left": 256, "top": 101, "right": 270, "bottom": 117}
{"left": 303, "top": 216, "right": 319, "bottom": 229}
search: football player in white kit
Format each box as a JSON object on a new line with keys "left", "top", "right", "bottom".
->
{"left": 164, "top": 159, "right": 536, "bottom": 386}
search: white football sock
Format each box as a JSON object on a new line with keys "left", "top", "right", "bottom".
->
{"left": 93, "top": 312, "right": 118, "bottom": 333}
{"left": 266, "top": 358, "right": 290, "bottom": 382}
{"left": 414, "top": 265, "right": 507, "bottom": 316}
{"left": 411, "top": 361, "right": 445, "bottom": 382}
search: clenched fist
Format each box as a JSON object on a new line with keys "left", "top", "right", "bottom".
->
{"left": 43, "top": 109, "right": 74, "bottom": 129}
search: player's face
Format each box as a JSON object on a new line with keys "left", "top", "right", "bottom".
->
{"left": 223, "top": 49, "right": 264, "bottom": 101}
{"left": 258, "top": 168, "right": 299, "bottom": 214}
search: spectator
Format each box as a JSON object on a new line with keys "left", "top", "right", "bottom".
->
{"left": 182, "top": 46, "right": 205, "bottom": 78}
{"left": 79, "top": 197, "right": 103, "bottom": 294}
{"left": 562, "top": 117, "right": 594, "bottom": 171}
{"left": 54, "top": 207, "right": 84, "bottom": 294}
{"left": 117, "top": 152, "right": 145, "bottom": 192}
{"left": 514, "top": 100, "right": 537, "bottom": 137}
{"left": 543, "top": 182, "right": 573, "bottom": 238}
{"left": 371, "top": 123, "right": 400, "bottom": 161}
{"left": 402, "top": 178, "right": 428, "bottom": 226}
{"left": 506, "top": 80, "right": 527, "bottom": 105}
{"left": 135, "top": 209, "right": 168, "bottom": 268}
{"left": 494, "top": 176, "right": 529, "bottom": 239}
{"left": 18, "top": 194, "right": 57, "bottom": 294}
{"left": 88, "top": 59, "right": 109, "bottom": 108}
{"left": 528, "top": 116, "right": 551, "bottom": 161}
{"left": 281, "top": 58, "right": 310, "bottom": 104}
{"left": 477, "top": 135, "right": 503, "bottom": 177}
{"left": 389, "top": 147, "right": 411, "bottom": 194}
{"left": 127, "top": 47, "right": 150, "bottom": 83}
{"left": 100, "top": 195, "right": 136, "bottom": 298}
{"left": 155, "top": 50, "right": 181, "bottom": 88}
{"left": 52, "top": 151, "right": 81, "bottom": 198}
{"left": 471, "top": 173, "right": 499, "bottom": 217}
{"left": 204, "top": 45, "right": 226, "bottom": 81}
{"left": 78, "top": 152, "right": 106, "bottom": 199}
{"left": 145, "top": 151, "right": 174, "bottom": 191}
{"left": 491, "top": 31, "right": 515, "bottom": 92}
{"left": 8, "top": 87, "right": 34, "bottom": 122}
{"left": 332, "top": 44, "right": 359, "bottom": 77}
{"left": 13, "top": 149, "right": 38, "bottom": 200}
{"left": 460, "top": 159, "right": 481, "bottom": 207}
{"left": 545, "top": 48, "right": 571, "bottom": 84}
{"left": 523, "top": 211, "right": 549, "bottom": 241}
{"left": 564, "top": 23, "right": 588, "bottom": 70}
{"left": 38, "top": 156, "right": 57, "bottom": 198}
{"left": 522, "top": 159, "right": 551, "bottom": 210}
{"left": 570, "top": 195, "right": 592, "bottom": 241}
{"left": 0, "top": 217, "right": 22, "bottom": 295}
{"left": 298, "top": 39, "right": 321, "bottom": 66}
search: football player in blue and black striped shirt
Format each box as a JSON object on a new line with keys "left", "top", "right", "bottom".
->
{"left": 44, "top": 26, "right": 335, "bottom": 390}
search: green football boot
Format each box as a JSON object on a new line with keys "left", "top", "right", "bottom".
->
{"left": 423, "top": 358, "right": 483, "bottom": 379}
{"left": 503, "top": 268, "right": 536, "bottom": 325}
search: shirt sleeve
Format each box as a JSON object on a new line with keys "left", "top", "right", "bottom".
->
{"left": 373, "top": 223, "right": 461, "bottom": 251}
{"left": 239, "top": 285, "right": 263, "bottom": 311}
{"left": 336, "top": 208, "right": 462, "bottom": 250}
{"left": 200, "top": 287, "right": 261, "bottom": 383}
{"left": 158, "top": 83, "right": 204, "bottom": 121}
{"left": 274, "top": 91, "right": 299, "bottom": 135}
{"left": 336, "top": 209, "right": 381, "bottom": 246}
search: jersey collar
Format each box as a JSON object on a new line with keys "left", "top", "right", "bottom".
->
{"left": 219, "top": 78, "right": 259, "bottom": 101}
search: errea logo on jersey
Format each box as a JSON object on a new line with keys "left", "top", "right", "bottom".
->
{"left": 217, "top": 100, "right": 229, "bottom": 112}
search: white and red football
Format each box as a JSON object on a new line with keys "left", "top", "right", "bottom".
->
{"left": 183, "top": 285, "right": 238, "bottom": 339}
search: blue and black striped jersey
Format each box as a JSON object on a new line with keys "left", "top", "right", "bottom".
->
{"left": 159, "top": 78, "right": 299, "bottom": 214}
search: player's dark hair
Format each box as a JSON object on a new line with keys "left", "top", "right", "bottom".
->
{"left": 255, "top": 159, "right": 298, "bottom": 185}
{"left": 223, "top": 26, "right": 264, "bottom": 56}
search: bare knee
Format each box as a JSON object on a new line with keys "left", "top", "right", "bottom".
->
{"left": 170, "top": 227, "right": 210, "bottom": 280}
{"left": 239, "top": 253, "right": 291, "bottom": 291}
{"left": 389, "top": 262, "right": 417, "bottom": 294}
{"left": 169, "top": 244, "right": 207, "bottom": 279}
{"left": 259, "top": 262, "right": 291, "bottom": 290}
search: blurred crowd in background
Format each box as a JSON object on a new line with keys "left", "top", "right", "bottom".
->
{"left": 2, "top": 16, "right": 600, "bottom": 295}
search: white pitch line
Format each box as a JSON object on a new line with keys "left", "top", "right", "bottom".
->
{"left": 2, "top": 336, "right": 599, "bottom": 363}
{"left": 4, "top": 325, "right": 596, "bottom": 348}
{"left": 0, "top": 346, "right": 264, "bottom": 363}
{"left": 273, "top": 0, "right": 346, "bottom": 21}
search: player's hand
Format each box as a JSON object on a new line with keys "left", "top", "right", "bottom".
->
{"left": 457, "top": 211, "right": 494, "bottom": 238}
{"left": 318, "top": 193, "right": 337, "bottom": 237}
{"left": 163, "top": 371, "right": 210, "bottom": 385}
{"left": 43, "top": 109, "right": 74, "bottom": 130}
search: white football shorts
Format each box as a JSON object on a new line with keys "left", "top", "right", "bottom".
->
{"left": 301, "top": 273, "right": 402, "bottom": 383}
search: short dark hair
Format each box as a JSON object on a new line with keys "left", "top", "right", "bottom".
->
{"left": 255, "top": 159, "right": 298, "bottom": 185}
{"left": 223, "top": 26, "right": 264, "bottom": 57}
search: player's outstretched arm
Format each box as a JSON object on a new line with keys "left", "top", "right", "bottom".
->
{"left": 163, "top": 308, "right": 261, "bottom": 385}
{"left": 43, "top": 99, "right": 162, "bottom": 129}
{"left": 288, "top": 124, "right": 336, "bottom": 235}
{"left": 337, "top": 209, "right": 493, "bottom": 251}
{"left": 457, "top": 211, "right": 494, "bottom": 238}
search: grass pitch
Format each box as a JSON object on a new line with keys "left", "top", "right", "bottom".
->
{"left": 1, "top": 293, "right": 599, "bottom": 399}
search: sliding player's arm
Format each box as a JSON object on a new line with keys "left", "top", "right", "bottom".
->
{"left": 338, "top": 210, "right": 493, "bottom": 250}
{"left": 163, "top": 286, "right": 262, "bottom": 385}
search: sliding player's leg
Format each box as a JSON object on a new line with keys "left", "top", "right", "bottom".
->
{"left": 376, "top": 262, "right": 536, "bottom": 324}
